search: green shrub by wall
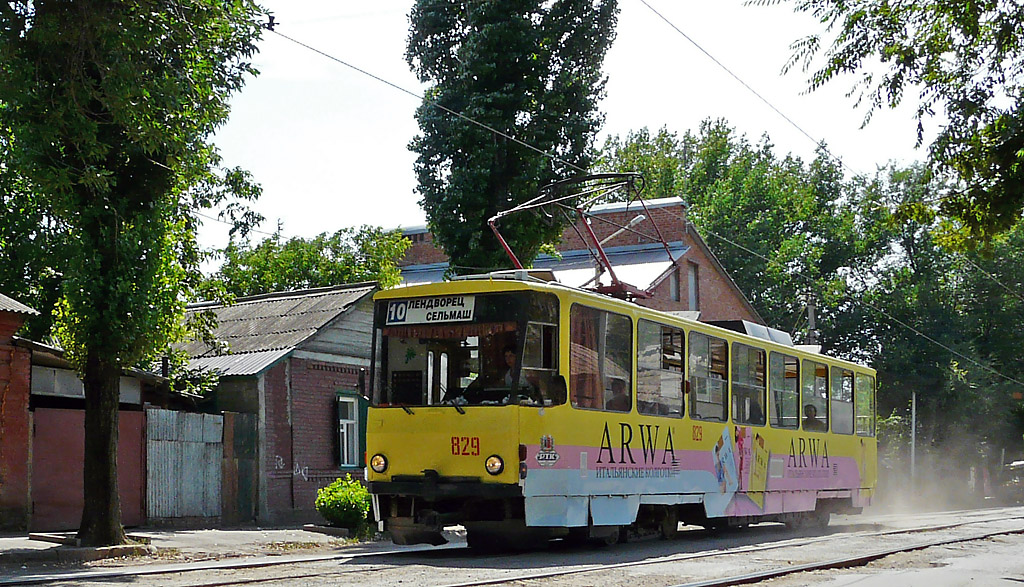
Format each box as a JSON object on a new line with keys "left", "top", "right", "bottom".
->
{"left": 315, "top": 474, "right": 371, "bottom": 530}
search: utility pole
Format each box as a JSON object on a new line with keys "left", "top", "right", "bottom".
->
{"left": 805, "top": 290, "right": 818, "bottom": 345}
{"left": 911, "top": 391, "right": 917, "bottom": 483}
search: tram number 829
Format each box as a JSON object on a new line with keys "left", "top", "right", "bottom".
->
{"left": 451, "top": 436, "right": 481, "bottom": 456}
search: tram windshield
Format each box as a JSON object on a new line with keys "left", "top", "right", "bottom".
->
{"left": 372, "top": 291, "right": 563, "bottom": 407}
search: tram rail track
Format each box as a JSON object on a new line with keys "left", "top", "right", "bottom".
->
{"left": 8, "top": 511, "right": 1024, "bottom": 586}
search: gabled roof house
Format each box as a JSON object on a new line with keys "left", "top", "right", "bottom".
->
{"left": 182, "top": 282, "right": 377, "bottom": 524}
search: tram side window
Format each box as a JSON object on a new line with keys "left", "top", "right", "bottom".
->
{"left": 801, "top": 361, "right": 829, "bottom": 432}
{"left": 855, "top": 373, "right": 875, "bottom": 436}
{"left": 689, "top": 332, "right": 728, "bottom": 422}
{"left": 570, "top": 305, "right": 633, "bottom": 412}
{"left": 636, "top": 320, "right": 684, "bottom": 417}
{"left": 830, "top": 367, "right": 855, "bottom": 435}
{"left": 522, "top": 322, "right": 563, "bottom": 405}
{"left": 732, "top": 343, "right": 766, "bottom": 426}
{"left": 769, "top": 352, "right": 799, "bottom": 429}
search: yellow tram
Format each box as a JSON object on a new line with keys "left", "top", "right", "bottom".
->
{"left": 365, "top": 272, "right": 876, "bottom": 547}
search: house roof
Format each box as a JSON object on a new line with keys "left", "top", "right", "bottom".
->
{"left": 401, "top": 241, "right": 689, "bottom": 291}
{"left": 181, "top": 283, "right": 377, "bottom": 376}
{"left": 0, "top": 293, "right": 39, "bottom": 316}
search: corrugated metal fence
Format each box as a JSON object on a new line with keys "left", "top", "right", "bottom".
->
{"left": 147, "top": 409, "right": 223, "bottom": 520}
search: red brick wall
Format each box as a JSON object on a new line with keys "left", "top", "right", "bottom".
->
{"left": 262, "top": 361, "right": 292, "bottom": 522}
{"left": 401, "top": 232, "right": 448, "bottom": 266}
{"left": 288, "top": 357, "right": 361, "bottom": 518}
{"left": 0, "top": 313, "right": 30, "bottom": 530}
{"left": 262, "top": 357, "right": 364, "bottom": 523}
{"left": 678, "top": 239, "right": 760, "bottom": 323}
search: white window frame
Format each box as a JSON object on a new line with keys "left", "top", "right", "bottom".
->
{"left": 338, "top": 396, "right": 359, "bottom": 467}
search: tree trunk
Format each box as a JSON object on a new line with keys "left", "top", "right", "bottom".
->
{"left": 77, "top": 349, "right": 127, "bottom": 546}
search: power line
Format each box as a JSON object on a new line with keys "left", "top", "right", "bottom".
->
{"left": 267, "top": 28, "right": 588, "bottom": 176}
{"left": 956, "top": 254, "right": 1024, "bottom": 305}
{"left": 636, "top": 0, "right": 859, "bottom": 178}
{"left": 195, "top": 212, "right": 280, "bottom": 238}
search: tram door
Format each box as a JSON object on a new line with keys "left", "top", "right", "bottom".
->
{"left": 425, "top": 347, "right": 451, "bottom": 405}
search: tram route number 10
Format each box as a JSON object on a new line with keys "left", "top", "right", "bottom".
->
{"left": 451, "top": 436, "right": 480, "bottom": 456}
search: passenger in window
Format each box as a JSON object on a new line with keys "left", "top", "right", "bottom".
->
{"left": 802, "top": 404, "right": 826, "bottom": 431}
{"left": 749, "top": 398, "right": 765, "bottom": 426}
{"left": 503, "top": 344, "right": 530, "bottom": 388}
{"left": 605, "top": 378, "right": 631, "bottom": 412}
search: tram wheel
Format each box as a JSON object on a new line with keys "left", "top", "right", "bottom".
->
{"left": 466, "top": 530, "right": 504, "bottom": 551}
{"left": 812, "top": 510, "right": 830, "bottom": 529}
{"left": 659, "top": 509, "right": 679, "bottom": 540}
{"left": 595, "top": 526, "right": 621, "bottom": 546}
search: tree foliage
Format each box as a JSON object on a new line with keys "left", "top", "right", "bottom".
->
{"left": 0, "top": 0, "right": 264, "bottom": 545}
{"left": 209, "top": 226, "right": 411, "bottom": 297}
{"left": 597, "top": 120, "right": 879, "bottom": 340}
{"left": 406, "top": 0, "right": 618, "bottom": 273}
{"left": 0, "top": 134, "right": 64, "bottom": 340}
{"left": 765, "top": 0, "right": 1024, "bottom": 248}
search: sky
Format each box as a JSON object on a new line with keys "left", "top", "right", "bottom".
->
{"left": 203, "top": 0, "right": 928, "bottom": 253}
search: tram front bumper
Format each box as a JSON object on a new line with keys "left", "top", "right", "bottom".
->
{"left": 370, "top": 476, "right": 523, "bottom": 546}
{"left": 368, "top": 478, "right": 522, "bottom": 500}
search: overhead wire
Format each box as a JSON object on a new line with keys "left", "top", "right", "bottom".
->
{"left": 636, "top": 0, "right": 858, "bottom": 178}
{"left": 258, "top": 12, "right": 1024, "bottom": 387}
{"left": 267, "top": 28, "right": 588, "bottom": 176}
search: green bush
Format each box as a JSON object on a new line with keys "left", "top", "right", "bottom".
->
{"left": 315, "top": 474, "right": 371, "bottom": 530}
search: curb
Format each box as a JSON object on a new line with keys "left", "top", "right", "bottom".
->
{"left": 301, "top": 524, "right": 350, "bottom": 538}
{"left": 0, "top": 544, "right": 156, "bottom": 566}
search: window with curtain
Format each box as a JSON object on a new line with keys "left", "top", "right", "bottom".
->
{"left": 570, "top": 304, "right": 632, "bottom": 411}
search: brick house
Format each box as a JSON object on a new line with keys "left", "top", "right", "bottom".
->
{"left": 0, "top": 292, "right": 164, "bottom": 532}
{"left": 181, "top": 283, "right": 377, "bottom": 525}
{"left": 399, "top": 197, "right": 763, "bottom": 324}
{"left": 0, "top": 293, "right": 36, "bottom": 529}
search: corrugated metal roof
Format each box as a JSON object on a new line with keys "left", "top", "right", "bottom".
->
{"left": 180, "top": 283, "right": 376, "bottom": 374}
{"left": 0, "top": 293, "right": 39, "bottom": 316}
{"left": 187, "top": 348, "right": 293, "bottom": 377}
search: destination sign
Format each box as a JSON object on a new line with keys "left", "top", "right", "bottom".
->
{"left": 385, "top": 295, "right": 476, "bottom": 325}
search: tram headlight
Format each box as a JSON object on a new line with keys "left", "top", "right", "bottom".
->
{"left": 485, "top": 455, "right": 504, "bottom": 476}
{"left": 370, "top": 453, "right": 388, "bottom": 474}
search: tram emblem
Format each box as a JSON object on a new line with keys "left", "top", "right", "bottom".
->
{"left": 536, "top": 435, "right": 560, "bottom": 467}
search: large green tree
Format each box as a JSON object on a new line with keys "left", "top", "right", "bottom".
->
{"left": 768, "top": 0, "right": 1024, "bottom": 248}
{"left": 0, "top": 1, "right": 264, "bottom": 545}
{"left": 406, "top": 0, "right": 617, "bottom": 273}
{"left": 210, "top": 226, "right": 411, "bottom": 297}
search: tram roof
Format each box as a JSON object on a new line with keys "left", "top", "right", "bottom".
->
{"left": 377, "top": 278, "right": 872, "bottom": 372}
